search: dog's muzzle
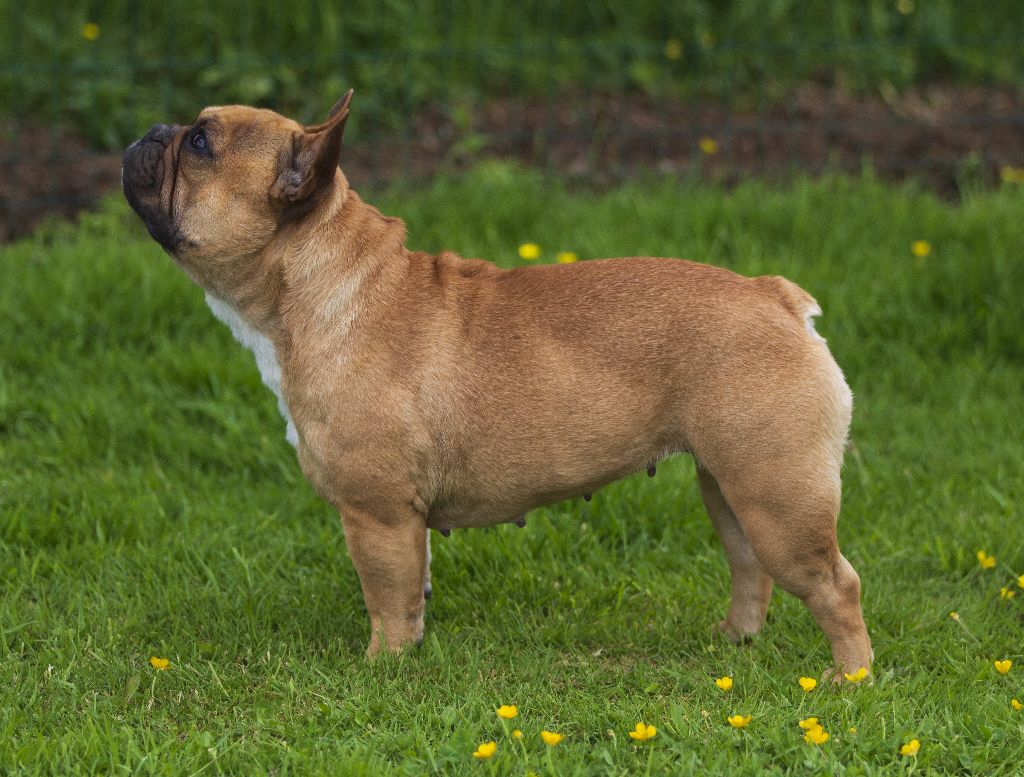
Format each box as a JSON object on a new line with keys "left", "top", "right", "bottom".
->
{"left": 122, "top": 123, "right": 183, "bottom": 251}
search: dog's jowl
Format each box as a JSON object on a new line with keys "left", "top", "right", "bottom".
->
{"left": 122, "top": 92, "right": 872, "bottom": 678}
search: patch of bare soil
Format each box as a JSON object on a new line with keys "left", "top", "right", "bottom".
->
{"left": 0, "top": 125, "right": 123, "bottom": 242}
{"left": 3, "top": 85, "right": 1023, "bottom": 242}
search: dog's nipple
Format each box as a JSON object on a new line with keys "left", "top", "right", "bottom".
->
{"left": 439, "top": 527, "right": 451, "bottom": 537}
{"left": 583, "top": 493, "right": 592, "bottom": 501}
{"left": 647, "top": 464, "right": 657, "bottom": 477}
{"left": 515, "top": 518, "right": 526, "bottom": 528}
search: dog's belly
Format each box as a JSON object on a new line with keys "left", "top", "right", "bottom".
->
{"left": 425, "top": 439, "right": 685, "bottom": 530}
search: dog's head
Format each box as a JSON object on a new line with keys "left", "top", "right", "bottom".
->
{"left": 122, "top": 92, "right": 353, "bottom": 286}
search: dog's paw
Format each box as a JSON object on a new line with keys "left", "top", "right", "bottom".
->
{"left": 718, "top": 618, "right": 760, "bottom": 645}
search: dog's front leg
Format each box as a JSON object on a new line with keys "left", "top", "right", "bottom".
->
{"left": 339, "top": 502, "right": 427, "bottom": 657}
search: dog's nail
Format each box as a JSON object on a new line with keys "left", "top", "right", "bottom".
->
{"left": 647, "top": 464, "right": 656, "bottom": 477}
{"left": 439, "top": 527, "right": 451, "bottom": 537}
{"left": 583, "top": 493, "right": 592, "bottom": 501}
{"left": 515, "top": 518, "right": 526, "bottom": 528}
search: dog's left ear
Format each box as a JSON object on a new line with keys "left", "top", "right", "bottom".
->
{"left": 272, "top": 89, "right": 353, "bottom": 214}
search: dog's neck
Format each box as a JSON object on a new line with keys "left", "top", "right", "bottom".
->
{"left": 207, "top": 176, "right": 409, "bottom": 348}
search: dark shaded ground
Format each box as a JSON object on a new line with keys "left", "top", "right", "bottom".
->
{"left": 3, "top": 85, "right": 1023, "bottom": 242}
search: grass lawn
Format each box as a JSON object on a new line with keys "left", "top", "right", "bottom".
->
{"left": 1, "top": 166, "right": 1023, "bottom": 774}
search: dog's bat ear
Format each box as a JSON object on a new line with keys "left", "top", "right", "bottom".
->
{"left": 272, "top": 90, "right": 354, "bottom": 216}
{"left": 326, "top": 89, "right": 354, "bottom": 121}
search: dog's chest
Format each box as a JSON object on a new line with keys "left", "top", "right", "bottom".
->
{"left": 205, "top": 294, "right": 299, "bottom": 447}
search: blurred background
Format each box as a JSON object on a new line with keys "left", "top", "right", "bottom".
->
{"left": 2, "top": 0, "right": 1023, "bottom": 241}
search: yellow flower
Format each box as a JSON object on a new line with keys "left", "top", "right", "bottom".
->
{"left": 628, "top": 722, "right": 657, "bottom": 741}
{"left": 798, "top": 717, "right": 819, "bottom": 730}
{"left": 911, "top": 240, "right": 931, "bottom": 258}
{"left": 844, "top": 667, "right": 868, "bottom": 683}
{"left": 699, "top": 137, "right": 719, "bottom": 155}
{"left": 497, "top": 704, "right": 518, "bottom": 719}
{"left": 472, "top": 741, "right": 497, "bottom": 759}
{"left": 664, "top": 39, "right": 683, "bottom": 60}
{"left": 715, "top": 676, "right": 733, "bottom": 691}
{"left": 149, "top": 656, "right": 170, "bottom": 670}
{"left": 848, "top": 726, "right": 858, "bottom": 734}
{"left": 727, "top": 714, "right": 751, "bottom": 729}
{"left": 512, "top": 729, "right": 523, "bottom": 739}
{"left": 1011, "top": 699, "right": 1023, "bottom": 711}
{"left": 900, "top": 739, "right": 921, "bottom": 757}
{"left": 1001, "top": 166, "right": 1024, "bottom": 184}
{"left": 977, "top": 550, "right": 996, "bottom": 569}
{"left": 518, "top": 243, "right": 541, "bottom": 260}
{"left": 540, "top": 730, "right": 563, "bottom": 746}
{"left": 896, "top": 0, "right": 915, "bottom": 15}
{"left": 1001, "top": 586, "right": 1016, "bottom": 600}
{"left": 1017, "top": 574, "right": 1024, "bottom": 589}
{"left": 803, "top": 724, "right": 829, "bottom": 745}
{"left": 798, "top": 676, "right": 817, "bottom": 692}
{"left": 949, "top": 611, "right": 960, "bottom": 621}
{"left": 556, "top": 251, "right": 578, "bottom": 264}
{"left": 82, "top": 22, "right": 100, "bottom": 41}
{"left": 994, "top": 659, "right": 1012, "bottom": 674}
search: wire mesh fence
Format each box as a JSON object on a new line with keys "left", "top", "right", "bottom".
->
{"left": 2, "top": 0, "right": 1024, "bottom": 240}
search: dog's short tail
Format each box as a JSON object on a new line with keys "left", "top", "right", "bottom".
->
{"left": 752, "top": 275, "right": 824, "bottom": 342}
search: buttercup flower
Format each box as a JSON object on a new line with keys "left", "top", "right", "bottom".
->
{"left": 977, "top": 550, "right": 996, "bottom": 569}
{"left": 556, "top": 251, "right": 578, "bottom": 264}
{"left": 82, "top": 22, "right": 100, "bottom": 41}
{"left": 1011, "top": 699, "right": 1022, "bottom": 711}
{"left": 628, "top": 722, "right": 657, "bottom": 741}
{"left": 798, "top": 717, "right": 819, "bottom": 730}
{"left": 149, "top": 656, "right": 170, "bottom": 670}
{"left": 1001, "top": 166, "right": 1024, "bottom": 184}
{"left": 715, "top": 676, "right": 733, "bottom": 691}
{"left": 664, "top": 39, "right": 683, "bottom": 60}
{"left": 1001, "top": 586, "right": 1016, "bottom": 600}
{"left": 994, "top": 659, "right": 1012, "bottom": 674}
{"left": 844, "top": 667, "right": 868, "bottom": 683}
{"left": 900, "top": 739, "right": 921, "bottom": 757}
{"left": 798, "top": 676, "right": 817, "bottom": 692}
{"left": 472, "top": 741, "right": 497, "bottom": 759}
{"left": 727, "top": 714, "right": 751, "bottom": 729}
{"left": 512, "top": 729, "right": 523, "bottom": 739}
{"left": 949, "top": 611, "right": 960, "bottom": 621}
{"left": 540, "top": 730, "right": 563, "bottom": 746}
{"left": 1017, "top": 574, "right": 1024, "bottom": 589}
{"left": 699, "top": 137, "right": 719, "bottom": 155}
{"left": 911, "top": 240, "right": 931, "bottom": 258}
{"left": 848, "top": 726, "right": 858, "bottom": 734}
{"left": 497, "top": 705, "right": 518, "bottom": 719}
{"left": 518, "top": 243, "right": 541, "bottom": 260}
{"left": 803, "top": 724, "right": 829, "bottom": 745}
{"left": 896, "top": 0, "right": 914, "bottom": 14}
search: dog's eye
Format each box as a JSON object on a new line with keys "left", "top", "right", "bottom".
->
{"left": 189, "top": 129, "right": 207, "bottom": 151}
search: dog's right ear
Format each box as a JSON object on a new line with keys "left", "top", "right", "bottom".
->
{"left": 272, "top": 90, "right": 353, "bottom": 217}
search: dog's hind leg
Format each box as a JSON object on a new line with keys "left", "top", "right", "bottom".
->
{"left": 697, "top": 465, "right": 773, "bottom": 641}
{"left": 423, "top": 530, "right": 433, "bottom": 599}
{"left": 719, "top": 465, "right": 872, "bottom": 679}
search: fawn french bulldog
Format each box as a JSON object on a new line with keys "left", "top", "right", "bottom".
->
{"left": 122, "top": 92, "right": 872, "bottom": 677}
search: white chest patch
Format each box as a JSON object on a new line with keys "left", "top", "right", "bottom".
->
{"left": 205, "top": 294, "right": 298, "bottom": 447}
